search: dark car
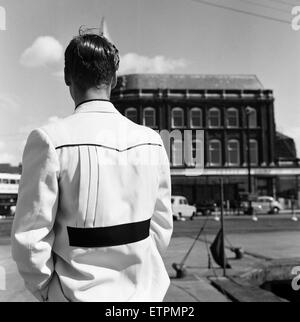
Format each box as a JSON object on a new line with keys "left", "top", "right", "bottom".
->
{"left": 196, "top": 201, "right": 217, "bottom": 216}
{"left": 0, "top": 205, "right": 12, "bottom": 217}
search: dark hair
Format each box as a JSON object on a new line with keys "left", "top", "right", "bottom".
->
{"left": 64, "top": 31, "right": 120, "bottom": 90}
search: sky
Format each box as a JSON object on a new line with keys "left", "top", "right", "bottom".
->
{"left": 0, "top": 0, "right": 300, "bottom": 165}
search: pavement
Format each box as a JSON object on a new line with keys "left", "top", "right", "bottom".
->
{"left": 0, "top": 237, "right": 36, "bottom": 302}
{"left": 1, "top": 218, "right": 300, "bottom": 302}
{"left": 163, "top": 231, "right": 300, "bottom": 302}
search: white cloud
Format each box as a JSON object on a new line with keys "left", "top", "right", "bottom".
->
{"left": 0, "top": 115, "right": 65, "bottom": 166}
{"left": 47, "top": 116, "right": 64, "bottom": 124}
{"left": 52, "top": 70, "right": 64, "bottom": 78}
{"left": 0, "top": 94, "right": 23, "bottom": 165}
{"left": 52, "top": 52, "right": 187, "bottom": 78}
{"left": 0, "top": 93, "right": 20, "bottom": 111}
{"left": 20, "top": 36, "right": 63, "bottom": 68}
{"left": 0, "top": 96, "right": 65, "bottom": 167}
{"left": 119, "top": 53, "right": 187, "bottom": 75}
{"left": 0, "top": 140, "right": 20, "bottom": 165}
{"left": 0, "top": 152, "right": 19, "bottom": 165}
{"left": 18, "top": 116, "right": 64, "bottom": 135}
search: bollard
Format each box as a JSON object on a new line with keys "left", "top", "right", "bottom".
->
{"left": 172, "top": 263, "right": 187, "bottom": 278}
{"left": 231, "top": 247, "right": 244, "bottom": 260}
{"left": 291, "top": 198, "right": 298, "bottom": 221}
{"left": 292, "top": 214, "right": 298, "bottom": 222}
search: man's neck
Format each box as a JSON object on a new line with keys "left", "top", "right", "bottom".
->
{"left": 73, "top": 86, "right": 111, "bottom": 108}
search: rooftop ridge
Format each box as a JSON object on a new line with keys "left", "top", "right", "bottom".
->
{"left": 114, "top": 74, "right": 266, "bottom": 91}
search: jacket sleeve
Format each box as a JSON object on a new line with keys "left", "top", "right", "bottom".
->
{"left": 11, "top": 128, "right": 59, "bottom": 302}
{"left": 150, "top": 140, "right": 173, "bottom": 255}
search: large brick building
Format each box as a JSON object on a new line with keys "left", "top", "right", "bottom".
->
{"left": 111, "top": 74, "right": 300, "bottom": 207}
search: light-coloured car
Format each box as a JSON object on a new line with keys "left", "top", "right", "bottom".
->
{"left": 171, "top": 196, "right": 197, "bottom": 221}
{"left": 255, "top": 196, "right": 282, "bottom": 214}
{"left": 242, "top": 196, "right": 282, "bottom": 214}
{"left": 10, "top": 205, "right": 16, "bottom": 216}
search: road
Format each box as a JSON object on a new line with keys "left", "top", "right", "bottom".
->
{"left": 1, "top": 214, "right": 300, "bottom": 238}
{"left": 173, "top": 214, "right": 300, "bottom": 238}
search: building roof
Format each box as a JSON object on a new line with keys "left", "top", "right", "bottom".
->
{"left": 0, "top": 163, "right": 22, "bottom": 174}
{"left": 115, "top": 74, "right": 265, "bottom": 91}
{"left": 275, "top": 132, "right": 298, "bottom": 161}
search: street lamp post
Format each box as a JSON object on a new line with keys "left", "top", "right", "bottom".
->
{"left": 220, "top": 177, "right": 226, "bottom": 277}
{"left": 246, "top": 107, "right": 254, "bottom": 217}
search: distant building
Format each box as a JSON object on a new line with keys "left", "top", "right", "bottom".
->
{"left": 0, "top": 163, "right": 22, "bottom": 174}
{"left": 0, "top": 165, "right": 21, "bottom": 212}
{"left": 111, "top": 74, "right": 300, "bottom": 207}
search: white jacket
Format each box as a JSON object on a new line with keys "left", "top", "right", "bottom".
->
{"left": 11, "top": 100, "right": 173, "bottom": 302}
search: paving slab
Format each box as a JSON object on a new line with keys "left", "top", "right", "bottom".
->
{"left": 210, "top": 277, "right": 287, "bottom": 302}
{"left": 165, "top": 276, "right": 230, "bottom": 302}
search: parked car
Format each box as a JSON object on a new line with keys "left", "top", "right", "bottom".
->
{"left": 196, "top": 201, "right": 217, "bottom": 216}
{"left": 0, "top": 205, "right": 13, "bottom": 217}
{"left": 241, "top": 196, "right": 282, "bottom": 214}
{"left": 10, "top": 205, "right": 16, "bottom": 216}
{"left": 171, "top": 196, "right": 197, "bottom": 220}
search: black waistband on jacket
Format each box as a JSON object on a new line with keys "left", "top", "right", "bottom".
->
{"left": 67, "top": 218, "right": 151, "bottom": 248}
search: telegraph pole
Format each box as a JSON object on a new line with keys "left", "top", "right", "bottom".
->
{"left": 246, "top": 107, "right": 253, "bottom": 217}
{"left": 220, "top": 177, "right": 226, "bottom": 277}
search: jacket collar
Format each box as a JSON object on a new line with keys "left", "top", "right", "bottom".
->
{"left": 74, "top": 99, "right": 120, "bottom": 114}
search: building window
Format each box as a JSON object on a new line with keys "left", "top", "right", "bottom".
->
{"left": 250, "top": 139, "right": 258, "bottom": 165}
{"left": 247, "top": 107, "right": 257, "bottom": 128}
{"left": 208, "top": 108, "right": 221, "bottom": 128}
{"left": 209, "top": 139, "right": 222, "bottom": 166}
{"left": 227, "top": 139, "right": 240, "bottom": 166}
{"left": 172, "top": 139, "right": 183, "bottom": 166}
{"left": 227, "top": 108, "right": 239, "bottom": 128}
{"left": 191, "top": 138, "right": 203, "bottom": 167}
{"left": 125, "top": 107, "right": 137, "bottom": 123}
{"left": 190, "top": 107, "right": 203, "bottom": 128}
{"left": 172, "top": 107, "right": 184, "bottom": 128}
{"left": 143, "top": 107, "right": 156, "bottom": 127}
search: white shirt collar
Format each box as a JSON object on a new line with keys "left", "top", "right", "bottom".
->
{"left": 74, "top": 99, "right": 120, "bottom": 114}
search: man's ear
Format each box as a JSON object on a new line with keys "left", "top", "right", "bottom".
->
{"left": 64, "top": 68, "right": 71, "bottom": 86}
{"left": 111, "top": 73, "right": 117, "bottom": 89}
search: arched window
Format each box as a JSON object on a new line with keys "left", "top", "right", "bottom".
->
{"left": 209, "top": 139, "right": 222, "bottom": 166}
{"left": 227, "top": 108, "right": 239, "bottom": 128}
{"left": 143, "top": 107, "right": 156, "bottom": 127}
{"left": 250, "top": 139, "right": 258, "bottom": 165}
{"left": 172, "top": 139, "right": 183, "bottom": 166}
{"left": 208, "top": 108, "right": 221, "bottom": 128}
{"left": 125, "top": 107, "right": 137, "bottom": 123}
{"left": 172, "top": 107, "right": 184, "bottom": 128}
{"left": 190, "top": 107, "right": 203, "bottom": 128}
{"left": 227, "top": 139, "right": 240, "bottom": 166}
{"left": 246, "top": 107, "right": 257, "bottom": 128}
